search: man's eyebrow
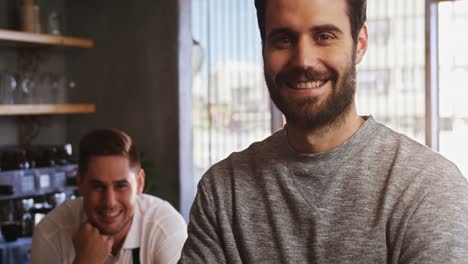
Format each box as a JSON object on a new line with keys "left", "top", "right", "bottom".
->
{"left": 88, "top": 179, "right": 129, "bottom": 186}
{"left": 114, "top": 179, "right": 130, "bottom": 185}
{"left": 311, "top": 24, "right": 344, "bottom": 35}
{"left": 267, "top": 28, "right": 292, "bottom": 39}
{"left": 88, "top": 179, "right": 104, "bottom": 185}
{"left": 267, "top": 24, "right": 344, "bottom": 39}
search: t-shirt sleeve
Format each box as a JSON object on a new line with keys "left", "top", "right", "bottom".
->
{"left": 178, "top": 179, "right": 227, "bottom": 264}
{"left": 399, "top": 181, "right": 468, "bottom": 263}
{"left": 30, "top": 225, "right": 62, "bottom": 264}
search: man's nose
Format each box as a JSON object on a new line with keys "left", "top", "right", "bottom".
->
{"left": 103, "top": 189, "right": 116, "bottom": 207}
{"left": 291, "top": 37, "right": 319, "bottom": 70}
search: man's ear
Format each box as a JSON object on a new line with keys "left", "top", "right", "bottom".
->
{"left": 136, "top": 169, "right": 145, "bottom": 195}
{"left": 355, "top": 23, "right": 368, "bottom": 64}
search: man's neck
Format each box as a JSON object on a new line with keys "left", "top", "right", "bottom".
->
{"left": 285, "top": 107, "right": 364, "bottom": 154}
{"left": 110, "top": 218, "right": 133, "bottom": 255}
{"left": 111, "top": 237, "right": 125, "bottom": 256}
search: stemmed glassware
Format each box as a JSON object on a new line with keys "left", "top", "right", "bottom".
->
{"left": 16, "top": 72, "right": 36, "bottom": 104}
{"left": 0, "top": 71, "right": 18, "bottom": 104}
{"left": 0, "top": 71, "right": 76, "bottom": 104}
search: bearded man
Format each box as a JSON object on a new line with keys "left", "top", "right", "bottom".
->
{"left": 179, "top": 0, "right": 468, "bottom": 263}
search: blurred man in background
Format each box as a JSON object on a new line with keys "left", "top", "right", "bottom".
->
{"left": 32, "top": 129, "right": 187, "bottom": 264}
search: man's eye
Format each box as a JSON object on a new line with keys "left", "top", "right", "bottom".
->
{"left": 91, "top": 185, "right": 105, "bottom": 191}
{"left": 116, "top": 183, "right": 129, "bottom": 189}
{"left": 271, "top": 35, "right": 292, "bottom": 48}
{"left": 278, "top": 36, "right": 290, "bottom": 44}
{"left": 317, "top": 33, "right": 334, "bottom": 42}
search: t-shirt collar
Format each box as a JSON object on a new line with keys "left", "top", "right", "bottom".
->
{"left": 121, "top": 196, "right": 141, "bottom": 249}
{"left": 281, "top": 115, "right": 377, "bottom": 161}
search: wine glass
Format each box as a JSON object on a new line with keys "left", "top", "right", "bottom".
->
{"left": 16, "top": 72, "right": 36, "bottom": 104}
{"left": 36, "top": 72, "right": 54, "bottom": 104}
{"left": 0, "top": 71, "right": 18, "bottom": 104}
{"left": 55, "top": 73, "right": 77, "bottom": 103}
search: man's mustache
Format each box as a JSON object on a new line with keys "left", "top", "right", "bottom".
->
{"left": 276, "top": 67, "right": 337, "bottom": 84}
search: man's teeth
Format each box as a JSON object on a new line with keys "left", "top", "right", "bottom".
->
{"left": 102, "top": 211, "right": 120, "bottom": 217}
{"left": 295, "top": 81, "right": 324, "bottom": 89}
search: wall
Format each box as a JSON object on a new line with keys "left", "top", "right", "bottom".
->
{"left": 65, "top": 0, "right": 191, "bottom": 210}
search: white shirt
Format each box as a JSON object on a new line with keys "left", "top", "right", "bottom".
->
{"left": 30, "top": 194, "right": 187, "bottom": 264}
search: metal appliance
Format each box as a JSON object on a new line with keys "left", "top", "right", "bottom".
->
{"left": 0, "top": 144, "right": 78, "bottom": 264}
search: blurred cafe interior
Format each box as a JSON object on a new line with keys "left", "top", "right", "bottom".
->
{"left": 1, "top": 0, "right": 468, "bottom": 262}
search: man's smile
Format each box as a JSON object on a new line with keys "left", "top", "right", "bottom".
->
{"left": 97, "top": 208, "right": 123, "bottom": 223}
{"left": 288, "top": 80, "right": 327, "bottom": 89}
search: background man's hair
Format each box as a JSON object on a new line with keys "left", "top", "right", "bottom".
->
{"left": 254, "top": 0, "right": 367, "bottom": 45}
{"left": 78, "top": 129, "right": 140, "bottom": 175}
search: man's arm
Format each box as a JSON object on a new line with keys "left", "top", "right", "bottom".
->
{"left": 178, "top": 180, "right": 227, "bottom": 263}
{"left": 399, "top": 183, "right": 468, "bottom": 263}
{"left": 72, "top": 222, "right": 113, "bottom": 264}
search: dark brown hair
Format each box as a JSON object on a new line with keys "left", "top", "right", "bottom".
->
{"left": 78, "top": 129, "right": 140, "bottom": 175}
{"left": 254, "top": 0, "right": 367, "bottom": 45}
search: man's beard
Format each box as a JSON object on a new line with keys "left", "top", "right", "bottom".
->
{"left": 89, "top": 212, "right": 133, "bottom": 236}
{"left": 265, "top": 61, "right": 357, "bottom": 131}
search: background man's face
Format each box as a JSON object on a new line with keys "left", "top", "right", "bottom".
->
{"left": 262, "top": 0, "right": 367, "bottom": 129}
{"left": 78, "top": 155, "right": 144, "bottom": 237}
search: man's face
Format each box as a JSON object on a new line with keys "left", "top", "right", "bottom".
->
{"left": 78, "top": 155, "right": 144, "bottom": 237}
{"left": 263, "top": 0, "right": 367, "bottom": 129}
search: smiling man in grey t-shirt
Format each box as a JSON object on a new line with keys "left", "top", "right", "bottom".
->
{"left": 179, "top": 0, "right": 468, "bottom": 263}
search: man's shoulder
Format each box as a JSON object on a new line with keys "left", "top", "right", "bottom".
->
{"left": 203, "top": 130, "right": 284, "bottom": 177}
{"left": 34, "top": 198, "right": 83, "bottom": 240}
{"left": 136, "top": 194, "right": 184, "bottom": 222}
{"left": 194, "top": 130, "right": 287, "bottom": 205}
{"left": 135, "top": 193, "right": 172, "bottom": 214}
{"left": 133, "top": 194, "right": 186, "bottom": 241}
{"left": 376, "top": 123, "right": 465, "bottom": 186}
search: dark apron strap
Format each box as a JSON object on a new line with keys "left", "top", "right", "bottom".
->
{"left": 132, "top": 247, "right": 140, "bottom": 264}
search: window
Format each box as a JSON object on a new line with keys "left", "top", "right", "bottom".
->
{"left": 190, "top": 0, "right": 468, "bottom": 194}
{"left": 438, "top": 0, "right": 468, "bottom": 178}
{"left": 192, "top": 0, "right": 272, "bottom": 186}
{"left": 356, "top": 0, "right": 426, "bottom": 143}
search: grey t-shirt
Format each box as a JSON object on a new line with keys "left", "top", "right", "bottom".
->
{"left": 179, "top": 117, "right": 468, "bottom": 264}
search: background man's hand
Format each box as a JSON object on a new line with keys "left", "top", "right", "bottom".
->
{"left": 72, "top": 222, "right": 113, "bottom": 264}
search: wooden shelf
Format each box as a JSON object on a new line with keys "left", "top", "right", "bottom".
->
{"left": 0, "top": 29, "right": 94, "bottom": 48}
{"left": 0, "top": 104, "right": 96, "bottom": 116}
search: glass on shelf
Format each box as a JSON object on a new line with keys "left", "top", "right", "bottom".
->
{"left": 15, "top": 72, "right": 36, "bottom": 104}
{"left": 47, "top": 11, "right": 62, "bottom": 36}
{"left": 0, "top": 71, "right": 18, "bottom": 104}
{"left": 51, "top": 73, "right": 64, "bottom": 103}
{"left": 36, "top": 72, "right": 55, "bottom": 104}
{"left": 53, "top": 73, "right": 76, "bottom": 104}
{"left": 0, "top": 71, "right": 77, "bottom": 105}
